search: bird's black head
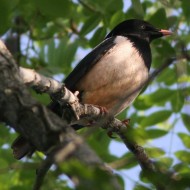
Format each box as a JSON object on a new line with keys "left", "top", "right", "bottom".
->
{"left": 105, "top": 19, "right": 172, "bottom": 42}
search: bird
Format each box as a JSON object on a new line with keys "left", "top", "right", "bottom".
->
{"left": 11, "top": 19, "right": 172, "bottom": 159}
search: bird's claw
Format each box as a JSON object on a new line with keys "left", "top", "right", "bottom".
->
{"left": 95, "top": 105, "right": 108, "bottom": 116}
{"left": 100, "top": 107, "right": 108, "bottom": 115}
{"left": 107, "top": 119, "right": 130, "bottom": 138}
{"left": 122, "top": 118, "right": 130, "bottom": 127}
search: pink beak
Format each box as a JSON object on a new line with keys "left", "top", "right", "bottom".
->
{"left": 160, "top": 29, "right": 173, "bottom": 36}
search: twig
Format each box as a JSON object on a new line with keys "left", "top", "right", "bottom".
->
{"left": 119, "top": 131, "right": 155, "bottom": 171}
{"left": 78, "top": 0, "right": 99, "bottom": 13}
{"left": 148, "top": 57, "right": 176, "bottom": 83}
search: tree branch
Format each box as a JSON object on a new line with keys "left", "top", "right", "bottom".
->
{"left": 0, "top": 40, "right": 122, "bottom": 190}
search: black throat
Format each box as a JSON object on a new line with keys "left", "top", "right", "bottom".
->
{"left": 126, "top": 35, "right": 152, "bottom": 70}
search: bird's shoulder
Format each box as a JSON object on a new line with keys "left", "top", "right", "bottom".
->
{"left": 64, "top": 36, "right": 117, "bottom": 91}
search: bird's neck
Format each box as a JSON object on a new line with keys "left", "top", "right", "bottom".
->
{"left": 126, "top": 35, "right": 152, "bottom": 70}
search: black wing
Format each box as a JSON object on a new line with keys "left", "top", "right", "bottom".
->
{"left": 64, "top": 36, "right": 116, "bottom": 91}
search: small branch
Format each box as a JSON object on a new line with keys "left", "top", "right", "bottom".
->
{"left": 78, "top": 0, "right": 99, "bottom": 13}
{"left": 119, "top": 131, "right": 155, "bottom": 171}
{"left": 101, "top": 118, "right": 155, "bottom": 171}
{"left": 148, "top": 57, "right": 176, "bottom": 83}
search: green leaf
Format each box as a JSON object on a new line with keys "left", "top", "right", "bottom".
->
{"left": 170, "top": 90, "right": 184, "bottom": 113}
{"left": 0, "top": 149, "right": 15, "bottom": 165}
{"left": 60, "top": 159, "right": 124, "bottom": 190}
{"left": 167, "top": 16, "right": 178, "bottom": 28}
{"left": 159, "top": 157, "right": 173, "bottom": 168}
{"left": 146, "top": 129, "right": 168, "bottom": 139}
{"left": 181, "top": 113, "right": 190, "bottom": 132}
{"left": 90, "top": 27, "right": 106, "bottom": 47}
{"left": 178, "top": 133, "right": 190, "bottom": 149}
{"left": 0, "top": 126, "right": 10, "bottom": 140}
{"left": 116, "top": 108, "right": 128, "bottom": 121}
{"left": 131, "top": 0, "right": 144, "bottom": 18}
{"left": 83, "top": 0, "right": 123, "bottom": 15}
{"left": 142, "top": 88, "right": 174, "bottom": 105}
{"left": 0, "top": 158, "right": 8, "bottom": 168}
{"left": 173, "top": 163, "right": 190, "bottom": 174}
{"left": 87, "top": 131, "right": 115, "bottom": 162}
{"left": 104, "top": 0, "right": 123, "bottom": 15}
{"left": 134, "top": 184, "right": 151, "bottom": 190}
{"left": 140, "top": 110, "right": 172, "bottom": 127}
{"left": 178, "top": 75, "right": 190, "bottom": 83}
{"left": 111, "top": 152, "right": 138, "bottom": 169}
{"left": 175, "top": 150, "right": 190, "bottom": 164}
{"left": 0, "top": 0, "right": 14, "bottom": 34}
{"left": 57, "top": 40, "right": 78, "bottom": 73}
{"left": 145, "top": 147, "right": 165, "bottom": 157}
{"left": 182, "top": 0, "right": 190, "bottom": 21}
{"left": 123, "top": 155, "right": 138, "bottom": 169}
{"left": 47, "top": 39, "right": 56, "bottom": 65}
{"left": 148, "top": 8, "right": 167, "bottom": 28}
{"left": 154, "top": 40, "right": 175, "bottom": 58}
{"left": 156, "top": 67, "right": 177, "bottom": 85}
{"left": 80, "top": 14, "right": 100, "bottom": 36}
{"left": 34, "top": 0, "right": 73, "bottom": 18}
{"left": 30, "top": 90, "right": 50, "bottom": 105}
{"left": 133, "top": 97, "right": 152, "bottom": 110}
{"left": 121, "top": 126, "right": 148, "bottom": 145}
{"left": 44, "top": 37, "right": 78, "bottom": 74}
{"left": 110, "top": 11, "right": 125, "bottom": 29}
{"left": 153, "top": 157, "right": 173, "bottom": 172}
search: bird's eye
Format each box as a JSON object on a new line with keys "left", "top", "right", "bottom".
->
{"left": 141, "top": 25, "right": 146, "bottom": 30}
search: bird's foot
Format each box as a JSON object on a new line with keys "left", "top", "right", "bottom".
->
{"left": 94, "top": 105, "right": 108, "bottom": 116}
{"left": 99, "top": 106, "right": 108, "bottom": 115}
{"left": 107, "top": 119, "right": 130, "bottom": 138}
{"left": 122, "top": 118, "right": 130, "bottom": 127}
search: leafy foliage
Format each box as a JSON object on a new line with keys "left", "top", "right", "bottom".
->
{"left": 0, "top": 0, "right": 190, "bottom": 190}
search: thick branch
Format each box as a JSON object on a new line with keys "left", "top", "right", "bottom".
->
{"left": 0, "top": 40, "right": 122, "bottom": 190}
